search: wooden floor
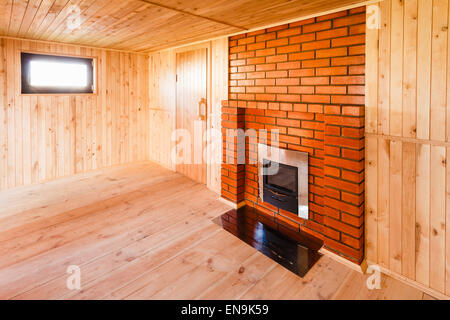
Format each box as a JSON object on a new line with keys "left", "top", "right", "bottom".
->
{"left": 0, "top": 162, "right": 434, "bottom": 300}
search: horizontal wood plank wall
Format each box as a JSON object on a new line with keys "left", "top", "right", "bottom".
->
{"left": 365, "top": 0, "right": 450, "bottom": 297}
{"left": 148, "top": 39, "right": 228, "bottom": 193}
{"left": 0, "top": 37, "right": 149, "bottom": 191}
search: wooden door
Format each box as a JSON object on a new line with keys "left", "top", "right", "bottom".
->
{"left": 176, "top": 48, "right": 208, "bottom": 184}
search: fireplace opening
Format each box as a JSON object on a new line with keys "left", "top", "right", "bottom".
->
{"left": 263, "top": 160, "right": 299, "bottom": 215}
{"left": 258, "top": 144, "right": 309, "bottom": 220}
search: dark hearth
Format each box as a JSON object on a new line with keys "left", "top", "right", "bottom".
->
{"left": 213, "top": 206, "right": 323, "bottom": 277}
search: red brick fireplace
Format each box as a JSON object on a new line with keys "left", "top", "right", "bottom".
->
{"left": 221, "top": 7, "right": 366, "bottom": 263}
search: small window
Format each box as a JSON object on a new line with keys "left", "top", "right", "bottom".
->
{"left": 21, "top": 53, "right": 94, "bottom": 94}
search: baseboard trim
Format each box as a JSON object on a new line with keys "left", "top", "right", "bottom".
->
{"left": 366, "top": 260, "right": 450, "bottom": 300}
{"left": 319, "top": 248, "right": 367, "bottom": 274}
{"left": 219, "top": 197, "right": 246, "bottom": 209}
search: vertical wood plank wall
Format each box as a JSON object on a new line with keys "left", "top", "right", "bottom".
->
{"left": 365, "top": 0, "right": 450, "bottom": 296}
{"left": 148, "top": 38, "right": 228, "bottom": 193}
{"left": 0, "top": 38, "right": 149, "bottom": 191}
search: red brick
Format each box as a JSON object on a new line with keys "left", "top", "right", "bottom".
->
{"left": 341, "top": 170, "right": 364, "bottom": 183}
{"left": 288, "top": 127, "right": 314, "bottom": 138}
{"left": 302, "top": 40, "right": 330, "bottom": 51}
{"left": 266, "top": 86, "right": 287, "bottom": 94}
{"left": 230, "top": 59, "right": 246, "bottom": 66}
{"left": 289, "top": 69, "right": 315, "bottom": 77}
{"left": 308, "top": 104, "right": 324, "bottom": 113}
{"left": 238, "top": 65, "right": 255, "bottom": 73}
{"left": 266, "top": 54, "right": 288, "bottom": 63}
{"left": 256, "top": 48, "right": 276, "bottom": 57}
{"left": 255, "top": 78, "right": 275, "bottom": 86}
{"left": 238, "top": 37, "right": 255, "bottom": 45}
{"left": 332, "top": 55, "right": 365, "bottom": 66}
{"left": 341, "top": 148, "right": 364, "bottom": 160}
{"left": 302, "top": 21, "right": 332, "bottom": 33}
{"left": 267, "top": 38, "right": 289, "bottom": 48}
{"left": 316, "top": 66, "right": 348, "bottom": 76}
{"left": 301, "top": 76, "right": 329, "bottom": 86}
{"left": 277, "top": 27, "right": 301, "bottom": 38}
{"left": 341, "top": 212, "right": 364, "bottom": 227}
{"left": 317, "top": 27, "right": 348, "bottom": 40}
{"left": 255, "top": 93, "right": 276, "bottom": 101}
{"left": 266, "top": 71, "right": 288, "bottom": 78}
{"left": 255, "top": 116, "right": 276, "bottom": 124}
{"left": 280, "top": 134, "right": 300, "bottom": 144}
{"left": 349, "top": 24, "right": 366, "bottom": 35}
{"left": 289, "top": 33, "right": 316, "bottom": 44}
{"left": 349, "top": 65, "right": 365, "bottom": 75}
{"left": 277, "top": 61, "right": 301, "bottom": 70}
{"left": 288, "top": 51, "right": 315, "bottom": 61}
{"left": 333, "top": 14, "right": 366, "bottom": 27}
{"left": 238, "top": 51, "right": 255, "bottom": 59}
{"left": 331, "top": 95, "right": 365, "bottom": 105}
{"left": 230, "top": 45, "right": 247, "bottom": 53}
{"left": 238, "top": 79, "right": 254, "bottom": 86}
{"left": 326, "top": 136, "right": 364, "bottom": 149}
{"left": 247, "top": 86, "right": 265, "bottom": 93}
{"left": 324, "top": 237, "right": 363, "bottom": 262}
{"left": 277, "top": 118, "right": 301, "bottom": 127}
{"left": 247, "top": 57, "right": 266, "bottom": 65}
{"left": 302, "top": 95, "right": 330, "bottom": 104}
{"left": 256, "top": 64, "right": 276, "bottom": 71}
{"left": 288, "top": 86, "right": 314, "bottom": 94}
{"left": 341, "top": 233, "right": 362, "bottom": 249}
{"left": 325, "top": 125, "right": 341, "bottom": 136}
{"left": 324, "top": 215, "right": 362, "bottom": 238}
{"left": 316, "top": 47, "right": 347, "bottom": 58}
{"left": 280, "top": 103, "right": 293, "bottom": 111}
{"left": 288, "top": 111, "right": 315, "bottom": 120}
{"left": 265, "top": 110, "right": 287, "bottom": 118}
{"left": 276, "top": 78, "right": 299, "bottom": 86}
{"left": 325, "top": 115, "right": 364, "bottom": 128}
{"left": 332, "top": 35, "right": 365, "bottom": 47}
{"left": 293, "top": 103, "right": 308, "bottom": 112}
{"left": 316, "top": 86, "right": 347, "bottom": 94}
{"left": 349, "top": 45, "right": 365, "bottom": 55}
{"left": 342, "top": 105, "right": 364, "bottom": 116}
{"left": 349, "top": 7, "right": 366, "bottom": 14}
{"left": 331, "top": 76, "right": 365, "bottom": 85}
{"left": 277, "top": 45, "right": 301, "bottom": 54}
{"left": 256, "top": 33, "right": 276, "bottom": 42}
{"left": 277, "top": 94, "right": 301, "bottom": 103}
{"left": 324, "top": 176, "right": 363, "bottom": 195}
{"left": 230, "top": 73, "right": 246, "bottom": 80}
{"left": 302, "top": 58, "right": 330, "bottom": 68}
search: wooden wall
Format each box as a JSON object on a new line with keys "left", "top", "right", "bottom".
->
{"left": 0, "top": 38, "right": 149, "bottom": 191}
{"left": 148, "top": 38, "right": 228, "bottom": 193}
{"left": 365, "top": 0, "right": 450, "bottom": 297}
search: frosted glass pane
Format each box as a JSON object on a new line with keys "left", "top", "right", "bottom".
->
{"left": 29, "top": 60, "right": 88, "bottom": 88}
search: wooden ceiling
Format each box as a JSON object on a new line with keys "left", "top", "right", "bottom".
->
{"left": 0, "top": 0, "right": 370, "bottom": 52}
